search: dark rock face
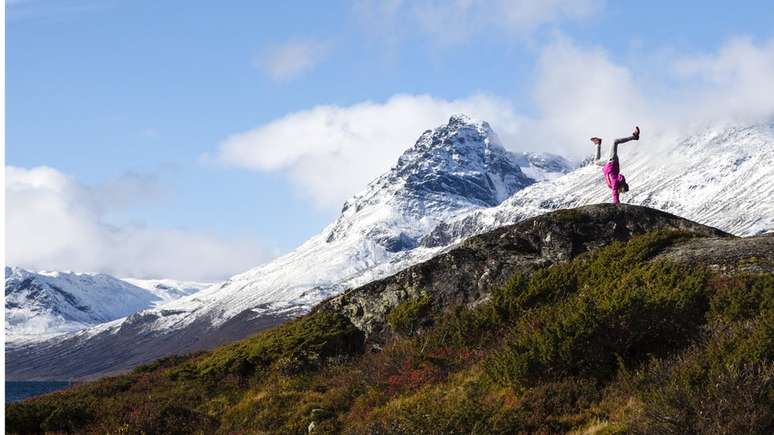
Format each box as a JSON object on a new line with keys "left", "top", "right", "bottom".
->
{"left": 380, "top": 232, "right": 418, "bottom": 253}
{"left": 318, "top": 204, "right": 731, "bottom": 341}
{"left": 393, "top": 115, "right": 534, "bottom": 207}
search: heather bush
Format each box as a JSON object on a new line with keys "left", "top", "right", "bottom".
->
{"left": 708, "top": 273, "right": 774, "bottom": 322}
{"left": 486, "top": 254, "right": 710, "bottom": 385}
{"left": 347, "top": 369, "right": 493, "bottom": 434}
{"left": 189, "top": 310, "right": 364, "bottom": 382}
{"left": 627, "top": 318, "right": 774, "bottom": 434}
{"left": 6, "top": 401, "right": 58, "bottom": 434}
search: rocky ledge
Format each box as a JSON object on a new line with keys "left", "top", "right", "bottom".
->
{"left": 318, "top": 204, "right": 771, "bottom": 342}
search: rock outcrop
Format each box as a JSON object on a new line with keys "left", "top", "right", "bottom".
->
{"left": 319, "top": 204, "right": 746, "bottom": 341}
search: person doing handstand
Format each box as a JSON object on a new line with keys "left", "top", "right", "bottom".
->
{"left": 590, "top": 126, "right": 640, "bottom": 204}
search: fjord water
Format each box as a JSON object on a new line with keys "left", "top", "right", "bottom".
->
{"left": 6, "top": 381, "right": 71, "bottom": 403}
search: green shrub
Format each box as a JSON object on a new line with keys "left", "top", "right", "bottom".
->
{"left": 627, "top": 318, "right": 774, "bottom": 434}
{"left": 348, "top": 370, "right": 493, "bottom": 434}
{"left": 387, "top": 292, "right": 432, "bottom": 336}
{"left": 424, "top": 274, "right": 531, "bottom": 351}
{"left": 490, "top": 377, "right": 600, "bottom": 433}
{"left": 717, "top": 309, "right": 774, "bottom": 365}
{"left": 424, "top": 230, "right": 685, "bottom": 355}
{"left": 427, "top": 304, "right": 496, "bottom": 350}
{"left": 132, "top": 353, "right": 201, "bottom": 375}
{"left": 190, "top": 311, "right": 364, "bottom": 382}
{"left": 486, "top": 260, "right": 710, "bottom": 385}
{"left": 88, "top": 376, "right": 135, "bottom": 398}
{"left": 348, "top": 371, "right": 600, "bottom": 434}
{"left": 709, "top": 273, "right": 774, "bottom": 322}
{"left": 6, "top": 401, "right": 56, "bottom": 434}
{"left": 489, "top": 273, "right": 529, "bottom": 321}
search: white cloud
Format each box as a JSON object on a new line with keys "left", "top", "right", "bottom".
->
{"left": 216, "top": 94, "right": 526, "bottom": 207}
{"left": 6, "top": 166, "right": 269, "bottom": 281}
{"left": 216, "top": 36, "right": 774, "bottom": 211}
{"left": 256, "top": 39, "right": 331, "bottom": 81}
{"left": 526, "top": 36, "right": 774, "bottom": 157}
{"left": 353, "top": 0, "right": 603, "bottom": 46}
{"left": 526, "top": 37, "right": 657, "bottom": 157}
{"left": 672, "top": 36, "right": 774, "bottom": 125}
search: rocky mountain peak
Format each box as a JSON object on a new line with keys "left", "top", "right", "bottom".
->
{"left": 352, "top": 116, "right": 527, "bottom": 205}
{"left": 391, "top": 114, "right": 528, "bottom": 205}
{"left": 327, "top": 115, "right": 535, "bottom": 246}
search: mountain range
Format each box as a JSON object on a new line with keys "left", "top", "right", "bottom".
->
{"left": 6, "top": 115, "right": 774, "bottom": 380}
{"left": 5, "top": 267, "right": 210, "bottom": 344}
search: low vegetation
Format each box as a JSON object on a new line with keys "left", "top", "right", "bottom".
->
{"left": 7, "top": 230, "right": 773, "bottom": 434}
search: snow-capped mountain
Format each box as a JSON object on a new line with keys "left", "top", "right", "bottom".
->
{"left": 6, "top": 115, "right": 571, "bottom": 379}
{"left": 421, "top": 123, "right": 774, "bottom": 246}
{"left": 137, "top": 115, "right": 566, "bottom": 326}
{"left": 324, "top": 115, "right": 544, "bottom": 250}
{"left": 5, "top": 267, "right": 210, "bottom": 343}
{"left": 182, "top": 115, "right": 568, "bottom": 325}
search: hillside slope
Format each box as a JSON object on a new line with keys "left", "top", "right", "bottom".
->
{"left": 7, "top": 205, "right": 774, "bottom": 434}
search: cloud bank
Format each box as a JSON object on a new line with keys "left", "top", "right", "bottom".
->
{"left": 6, "top": 166, "right": 269, "bottom": 281}
{"left": 217, "top": 36, "right": 774, "bottom": 210}
{"left": 217, "top": 94, "right": 526, "bottom": 207}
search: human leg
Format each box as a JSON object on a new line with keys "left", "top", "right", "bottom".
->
{"left": 591, "top": 137, "right": 605, "bottom": 165}
{"left": 609, "top": 127, "right": 640, "bottom": 160}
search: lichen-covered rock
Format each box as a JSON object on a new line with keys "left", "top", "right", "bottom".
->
{"left": 657, "top": 233, "right": 774, "bottom": 273}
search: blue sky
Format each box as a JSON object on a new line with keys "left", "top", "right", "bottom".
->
{"left": 7, "top": 0, "right": 774, "bottom": 280}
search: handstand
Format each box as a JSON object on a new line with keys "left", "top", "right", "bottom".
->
{"left": 590, "top": 126, "right": 640, "bottom": 204}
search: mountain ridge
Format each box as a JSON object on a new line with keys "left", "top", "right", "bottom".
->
{"left": 419, "top": 122, "right": 774, "bottom": 248}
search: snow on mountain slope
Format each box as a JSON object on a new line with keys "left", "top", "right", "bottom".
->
{"left": 512, "top": 152, "right": 574, "bottom": 181}
{"left": 121, "top": 278, "right": 211, "bottom": 304}
{"left": 5, "top": 268, "right": 156, "bottom": 342}
{"left": 6, "top": 115, "right": 573, "bottom": 379}
{"left": 421, "top": 123, "right": 774, "bottom": 247}
{"left": 4, "top": 268, "right": 211, "bottom": 343}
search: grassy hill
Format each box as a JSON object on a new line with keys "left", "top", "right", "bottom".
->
{"left": 6, "top": 206, "right": 774, "bottom": 434}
